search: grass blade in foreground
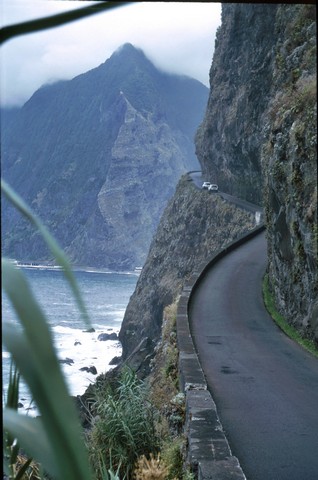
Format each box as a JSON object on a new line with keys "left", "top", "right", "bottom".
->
{"left": 3, "top": 408, "right": 56, "bottom": 479}
{"left": 2, "top": 259, "right": 93, "bottom": 480}
{"left": 3, "top": 363, "right": 21, "bottom": 478}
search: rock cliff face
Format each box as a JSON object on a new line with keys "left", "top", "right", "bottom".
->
{"left": 1, "top": 43, "right": 208, "bottom": 270}
{"left": 119, "top": 175, "right": 255, "bottom": 375}
{"left": 195, "top": 4, "right": 278, "bottom": 204}
{"left": 261, "top": 5, "right": 317, "bottom": 343}
{"left": 120, "top": 3, "right": 317, "bottom": 373}
{"left": 65, "top": 92, "right": 196, "bottom": 269}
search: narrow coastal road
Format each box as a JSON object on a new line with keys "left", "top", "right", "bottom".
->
{"left": 189, "top": 231, "right": 318, "bottom": 480}
{"left": 188, "top": 171, "right": 263, "bottom": 224}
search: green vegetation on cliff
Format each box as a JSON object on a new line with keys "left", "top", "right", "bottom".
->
{"left": 263, "top": 275, "right": 318, "bottom": 358}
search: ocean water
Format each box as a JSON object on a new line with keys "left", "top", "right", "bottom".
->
{"left": 2, "top": 266, "right": 138, "bottom": 415}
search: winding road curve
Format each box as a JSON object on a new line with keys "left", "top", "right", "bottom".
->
{"left": 188, "top": 231, "right": 318, "bottom": 480}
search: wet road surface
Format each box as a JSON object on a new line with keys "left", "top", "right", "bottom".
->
{"left": 189, "top": 231, "right": 318, "bottom": 480}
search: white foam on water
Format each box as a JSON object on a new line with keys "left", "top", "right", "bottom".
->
{"left": 60, "top": 340, "right": 122, "bottom": 396}
{"left": 53, "top": 324, "right": 122, "bottom": 394}
{"left": 2, "top": 268, "right": 137, "bottom": 417}
{"left": 8, "top": 331, "right": 122, "bottom": 416}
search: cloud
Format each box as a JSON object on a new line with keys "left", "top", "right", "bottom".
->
{"left": 0, "top": 1, "right": 221, "bottom": 107}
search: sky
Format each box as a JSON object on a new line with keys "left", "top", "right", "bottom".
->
{"left": 0, "top": 1, "right": 222, "bottom": 108}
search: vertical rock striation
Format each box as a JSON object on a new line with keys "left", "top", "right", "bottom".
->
{"left": 261, "top": 5, "right": 317, "bottom": 343}
{"left": 195, "top": 3, "right": 278, "bottom": 204}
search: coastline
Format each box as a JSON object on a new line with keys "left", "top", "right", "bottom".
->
{"left": 11, "top": 260, "right": 142, "bottom": 276}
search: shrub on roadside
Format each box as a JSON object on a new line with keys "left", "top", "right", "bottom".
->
{"left": 134, "top": 454, "right": 169, "bottom": 479}
{"left": 87, "top": 368, "right": 159, "bottom": 479}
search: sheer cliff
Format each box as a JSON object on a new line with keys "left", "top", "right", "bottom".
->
{"left": 261, "top": 5, "right": 317, "bottom": 343}
{"left": 119, "top": 3, "right": 317, "bottom": 375}
{"left": 1, "top": 43, "right": 208, "bottom": 270}
{"left": 195, "top": 3, "right": 278, "bottom": 204}
{"left": 196, "top": 3, "right": 317, "bottom": 344}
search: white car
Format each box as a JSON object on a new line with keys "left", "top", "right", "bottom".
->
{"left": 202, "top": 182, "right": 211, "bottom": 189}
{"left": 208, "top": 184, "right": 219, "bottom": 192}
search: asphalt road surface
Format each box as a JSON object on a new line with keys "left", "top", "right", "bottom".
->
{"left": 189, "top": 231, "right": 318, "bottom": 480}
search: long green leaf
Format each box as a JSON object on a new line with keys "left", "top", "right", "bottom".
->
{"left": 2, "top": 261, "right": 93, "bottom": 480}
{"left": 6, "top": 361, "right": 20, "bottom": 410}
{"left": 0, "top": 1, "right": 132, "bottom": 44}
{"left": 3, "top": 409, "right": 57, "bottom": 478}
{"left": 3, "top": 323, "right": 93, "bottom": 480}
{"left": 3, "top": 362, "right": 21, "bottom": 470}
{"left": 1, "top": 179, "right": 90, "bottom": 326}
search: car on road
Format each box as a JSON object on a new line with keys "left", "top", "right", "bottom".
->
{"left": 202, "top": 182, "right": 211, "bottom": 189}
{"left": 208, "top": 184, "right": 219, "bottom": 192}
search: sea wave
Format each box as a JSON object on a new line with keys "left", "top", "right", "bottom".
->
{"left": 53, "top": 325, "right": 79, "bottom": 334}
{"left": 2, "top": 267, "right": 136, "bottom": 416}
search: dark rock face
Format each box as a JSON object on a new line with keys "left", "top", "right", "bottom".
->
{"left": 98, "top": 332, "right": 118, "bottom": 341}
{"left": 59, "top": 358, "right": 74, "bottom": 365}
{"left": 261, "top": 5, "right": 317, "bottom": 343}
{"left": 119, "top": 175, "right": 254, "bottom": 371}
{"left": 195, "top": 4, "right": 278, "bottom": 204}
{"left": 80, "top": 366, "right": 97, "bottom": 375}
{"left": 109, "top": 356, "right": 121, "bottom": 366}
{"left": 1, "top": 43, "right": 208, "bottom": 270}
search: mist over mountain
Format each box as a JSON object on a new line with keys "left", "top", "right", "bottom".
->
{"left": 1, "top": 43, "right": 208, "bottom": 270}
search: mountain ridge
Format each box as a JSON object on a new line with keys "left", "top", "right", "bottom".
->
{"left": 1, "top": 43, "right": 209, "bottom": 270}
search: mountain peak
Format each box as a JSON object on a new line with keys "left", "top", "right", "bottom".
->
{"left": 112, "top": 43, "right": 146, "bottom": 60}
{"left": 103, "top": 43, "right": 152, "bottom": 77}
{"left": 116, "top": 42, "right": 138, "bottom": 53}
